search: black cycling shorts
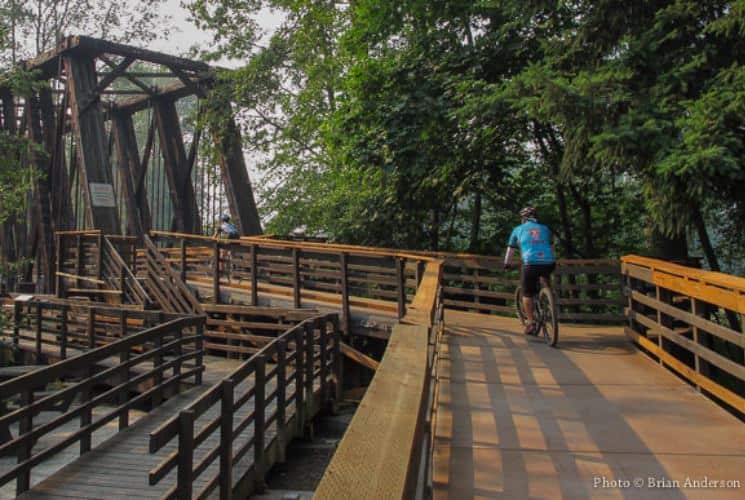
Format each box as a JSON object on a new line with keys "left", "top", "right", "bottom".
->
{"left": 521, "top": 263, "right": 556, "bottom": 298}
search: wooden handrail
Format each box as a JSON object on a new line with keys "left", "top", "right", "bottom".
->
{"left": 0, "top": 314, "right": 205, "bottom": 496}
{"left": 148, "top": 312, "right": 341, "bottom": 499}
{"left": 622, "top": 254, "right": 745, "bottom": 415}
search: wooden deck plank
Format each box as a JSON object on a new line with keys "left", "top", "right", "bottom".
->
{"left": 433, "top": 310, "right": 745, "bottom": 499}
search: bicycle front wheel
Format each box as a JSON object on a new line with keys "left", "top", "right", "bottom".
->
{"left": 537, "top": 287, "right": 559, "bottom": 347}
{"left": 514, "top": 286, "right": 527, "bottom": 326}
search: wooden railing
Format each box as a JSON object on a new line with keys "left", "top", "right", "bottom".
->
{"left": 141, "top": 235, "right": 204, "bottom": 314}
{"left": 622, "top": 255, "right": 745, "bottom": 414}
{"left": 4, "top": 298, "right": 187, "bottom": 361}
{"left": 202, "top": 303, "right": 320, "bottom": 359}
{"left": 441, "top": 256, "right": 624, "bottom": 322}
{"left": 316, "top": 260, "right": 445, "bottom": 498}
{"left": 55, "top": 230, "right": 151, "bottom": 307}
{"left": 148, "top": 313, "right": 341, "bottom": 499}
{"left": 148, "top": 231, "right": 623, "bottom": 325}
{"left": 149, "top": 231, "right": 431, "bottom": 332}
{"left": 0, "top": 314, "right": 205, "bottom": 496}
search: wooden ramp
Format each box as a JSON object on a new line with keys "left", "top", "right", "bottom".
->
{"left": 433, "top": 311, "right": 745, "bottom": 499}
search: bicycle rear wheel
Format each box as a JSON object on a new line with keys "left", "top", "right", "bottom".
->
{"left": 537, "top": 287, "right": 559, "bottom": 347}
{"left": 514, "top": 286, "right": 527, "bottom": 325}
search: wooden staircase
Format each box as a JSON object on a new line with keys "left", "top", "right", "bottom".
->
{"left": 140, "top": 235, "right": 204, "bottom": 314}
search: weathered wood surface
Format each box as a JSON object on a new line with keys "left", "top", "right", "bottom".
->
{"left": 432, "top": 311, "right": 745, "bottom": 499}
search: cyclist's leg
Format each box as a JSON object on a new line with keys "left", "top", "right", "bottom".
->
{"left": 521, "top": 265, "right": 540, "bottom": 333}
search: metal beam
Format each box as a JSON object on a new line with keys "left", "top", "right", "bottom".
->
{"left": 112, "top": 112, "right": 151, "bottom": 239}
{"left": 64, "top": 53, "right": 121, "bottom": 234}
{"left": 214, "top": 115, "right": 263, "bottom": 235}
{"left": 154, "top": 98, "right": 200, "bottom": 233}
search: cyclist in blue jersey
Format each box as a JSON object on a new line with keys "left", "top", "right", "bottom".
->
{"left": 503, "top": 207, "right": 556, "bottom": 335}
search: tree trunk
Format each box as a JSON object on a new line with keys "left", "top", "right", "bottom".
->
{"left": 469, "top": 191, "right": 481, "bottom": 253}
{"left": 692, "top": 207, "right": 720, "bottom": 272}
{"left": 431, "top": 207, "right": 440, "bottom": 251}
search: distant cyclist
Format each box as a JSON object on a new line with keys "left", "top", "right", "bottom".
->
{"left": 503, "top": 206, "right": 556, "bottom": 335}
{"left": 214, "top": 213, "right": 239, "bottom": 240}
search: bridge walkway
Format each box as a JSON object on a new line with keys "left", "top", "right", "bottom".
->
{"left": 1, "top": 357, "right": 290, "bottom": 500}
{"left": 433, "top": 311, "right": 745, "bottom": 499}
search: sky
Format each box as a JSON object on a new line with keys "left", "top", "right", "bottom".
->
{"left": 152, "top": 0, "right": 283, "bottom": 67}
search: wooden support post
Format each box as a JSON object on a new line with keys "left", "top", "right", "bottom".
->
{"left": 76, "top": 235, "right": 83, "bottom": 290}
{"left": 319, "top": 320, "right": 328, "bottom": 406}
{"left": 87, "top": 308, "right": 96, "bottom": 349}
{"left": 55, "top": 233, "right": 64, "bottom": 297}
{"left": 305, "top": 322, "right": 315, "bottom": 410}
{"left": 96, "top": 232, "right": 104, "bottom": 280}
{"left": 219, "top": 379, "right": 234, "bottom": 500}
{"left": 691, "top": 298, "right": 701, "bottom": 391}
{"left": 195, "top": 322, "right": 204, "bottom": 385}
{"left": 153, "top": 324, "right": 164, "bottom": 407}
{"left": 174, "top": 326, "right": 183, "bottom": 394}
{"left": 13, "top": 301, "right": 21, "bottom": 351}
{"left": 332, "top": 315, "right": 343, "bottom": 402}
{"left": 64, "top": 54, "right": 121, "bottom": 234}
{"left": 293, "top": 248, "right": 301, "bottom": 309}
{"left": 180, "top": 239, "right": 187, "bottom": 282}
{"left": 177, "top": 409, "right": 195, "bottom": 499}
{"left": 295, "top": 327, "right": 305, "bottom": 433}
{"left": 213, "top": 242, "right": 221, "bottom": 305}
{"left": 340, "top": 252, "right": 351, "bottom": 335}
{"left": 250, "top": 244, "right": 258, "bottom": 306}
{"left": 119, "top": 312, "right": 130, "bottom": 430}
{"left": 16, "top": 389, "right": 33, "bottom": 495}
{"left": 655, "top": 285, "right": 663, "bottom": 364}
{"left": 60, "top": 305, "right": 68, "bottom": 359}
{"left": 35, "top": 302, "right": 43, "bottom": 361}
{"left": 396, "top": 258, "right": 406, "bottom": 319}
{"left": 254, "top": 355, "right": 267, "bottom": 492}
{"left": 276, "top": 339, "right": 287, "bottom": 462}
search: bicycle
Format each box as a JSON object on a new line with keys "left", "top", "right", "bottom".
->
{"left": 514, "top": 276, "right": 559, "bottom": 347}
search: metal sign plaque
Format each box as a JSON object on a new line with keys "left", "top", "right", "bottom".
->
{"left": 89, "top": 183, "right": 116, "bottom": 208}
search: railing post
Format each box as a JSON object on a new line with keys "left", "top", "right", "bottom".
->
{"left": 16, "top": 389, "right": 33, "bottom": 495}
{"left": 87, "top": 307, "right": 96, "bottom": 349}
{"left": 35, "top": 302, "right": 43, "bottom": 361}
{"left": 119, "top": 309, "right": 130, "bottom": 429}
{"left": 119, "top": 261, "right": 126, "bottom": 303}
{"left": 332, "top": 315, "right": 343, "bottom": 403}
{"left": 96, "top": 232, "right": 104, "bottom": 280}
{"left": 254, "top": 355, "right": 267, "bottom": 492}
{"left": 396, "top": 258, "right": 406, "bottom": 319}
{"left": 250, "top": 244, "right": 259, "bottom": 306}
{"left": 219, "top": 378, "right": 234, "bottom": 500}
{"left": 180, "top": 238, "right": 187, "bottom": 283}
{"left": 276, "top": 339, "right": 287, "bottom": 462}
{"left": 195, "top": 321, "right": 204, "bottom": 385}
{"left": 153, "top": 315, "right": 164, "bottom": 407}
{"left": 60, "top": 304, "right": 68, "bottom": 359}
{"left": 305, "top": 322, "right": 315, "bottom": 411}
{"left": 76, "top": 234, "right": 83, "bottom": 289}
{"left": 55, "top": 232, "right": 63, "bottom": 297}
{"left": 177, "top": 409, "right": 195, "bottom": 499}
{"left": 213, "top": 241, "right": 221, "bottom": 305}
{"left": 292, "top": 248, "right": 301, "bottom": 308}
{"left": 319, "top": 320, "right": 328, "bottom": 406}
{"left": 340, "top": 252, "right": 351, "bottom": 335}
{"left": 295, "top": 327, "right": 305, "bottom": 434}
{"left": 13, "top": 300, "right": 21, "bottom": 352}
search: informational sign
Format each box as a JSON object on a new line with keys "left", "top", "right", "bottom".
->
{"left": 89, "top": 182, "right": 117, "bottom": 208}
{"left": 15, "top": 295, "right": 34, "bottom": 302}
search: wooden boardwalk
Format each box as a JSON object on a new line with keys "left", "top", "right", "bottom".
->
{"left": 2, "top": 357, "right": 269, "bottom": 500}
{"left": 433, "top": 311, "right": 745, "bottom": 499}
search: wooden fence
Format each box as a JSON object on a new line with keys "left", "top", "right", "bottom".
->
{"left": 440, "top": 256, "right": 624, "bottom": 323}
{"left": 622, "top": 255, "right": 745, "bottom": 414}
{"left": 56, "top": 230, "right": 151, "bottom": 307}
{"left": 148, "top": 313, "right": 341, "bottom": 499}
{"left": 0, "top": 314, "right": 205, "bottom": 496}
{"left": 148, "top": 231, "right": 624, "bottom": 327}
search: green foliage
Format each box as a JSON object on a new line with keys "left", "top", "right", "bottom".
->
{"left": 190, "top": 0, "right": 745, "bottom": 272}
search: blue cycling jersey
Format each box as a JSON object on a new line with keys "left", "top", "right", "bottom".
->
{"left": 508, "top": 220, "right": 555, "bottom": 265}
